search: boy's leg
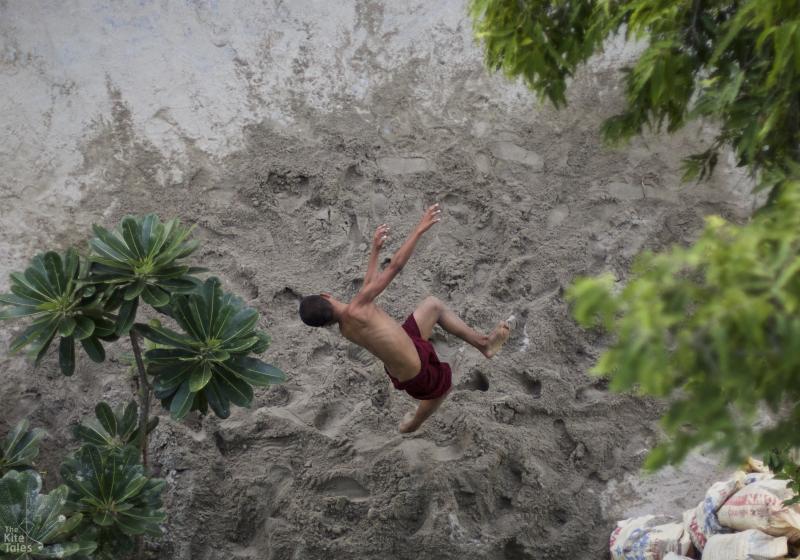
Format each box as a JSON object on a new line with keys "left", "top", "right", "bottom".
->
{"left": 399, "top": 390, "right": 450, "bottom": 433}
{"left": 412, "top": 296, "right": 486, "bottom": 348}
{"left": 411, "top": 296, "right": 510, "bottom": 357}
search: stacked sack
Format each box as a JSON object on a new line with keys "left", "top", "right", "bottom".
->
{"left": 610, "top": 515, "right": 693, "bottom": 559}
{"left": 610, "top": 459, "right": 799, "bottom": 560}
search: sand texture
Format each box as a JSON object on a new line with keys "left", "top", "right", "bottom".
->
{"left": 0, "top": 2, "right": 751, "bottom": 559}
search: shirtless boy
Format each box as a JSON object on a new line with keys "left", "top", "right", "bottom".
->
{"left": 299, "top": 203, "right": 511, "bottom": 433}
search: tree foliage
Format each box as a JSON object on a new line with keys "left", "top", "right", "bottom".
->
{"left": 0, "top": 420, "right": 45, "bottom": 477}
{"left": 72, "top": 401, "right": 157, "bottom": 454}
{"left": 767, "top": 446, "right": 800, "bottom": 506}
{"left": 569, "top": 183, "right": 800, "bottom": 469}
{"left": 88, "top": 214, "right": 203, "bottom": 336}
{"left": 469, "top": 0, "right": 800, "bottom": 189}
{"left": 0, "top": 214, "right": 287, "bottom": 556}
{"left": 0, "top": 469, "right": 95, "bottom": 559}
{"left": 471, "top": 0, "right": 800, "bottom": 483}
{"left": 0, "top": 214, "right": 285, "bottom": 420}
{"left": 0, "top": 249, "right": 116, "bottom": 376}
{"left": 60, "top": 446, "right": 165, "bottom": 542}
{"left": 139, "top": 278, "right": 284, "bottom": 420}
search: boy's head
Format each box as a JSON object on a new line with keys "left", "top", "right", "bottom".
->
{"left": 299, "top": 294, "right": 335, "bottom": 327}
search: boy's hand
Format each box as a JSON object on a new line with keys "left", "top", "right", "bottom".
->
{"left": 416, "top": 203, "right": 442, "bottom": 234}
{"left": 372, "top": 223, "right": 390, "bottom": 251}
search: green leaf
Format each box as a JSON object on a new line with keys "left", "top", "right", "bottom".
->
{"left": 95, "top": 402, "right": 117, "bottom": 436}
{"left": 171, "top": 297, "right": 205, "bottom": 340}
{"left": 140, "top": 213, "right": 158, "bottom": 255}
{"left": 59, "top": 335, "right": 75, "bottom": 376}
{"left": 121, "top": 216, "right": 146, "bottom": 260}
{"left": 141, "top": 284, "right": 170, "bottom": 307}
{"left": 159, "top": 277, "right": 199, "bottom": 293}
{"left": 59, "top": 316, "right": 77, "bottom": 337}
{"left": 224, "top": 335, "right": 259, "bottom": 354}
{"left": 0, "top": 305, "right": 42, "bottom": 319}
{"left": 93, "top": 317, "right": 116, "bottom": 338}
{"left": 204, "top": 377, "right": 231, "bottom": 419}
{"left": 124, "top": 279, "right": 146, "bottom": 301}
{"left": 0, "top": 292, "right": 42, "bottom": 308}
{"left": 92, "top": 510, "right": 115, "bottom": 527}
{"left": 24, "top": 265, "right": 56, "bottom": 300}
{"left": 121, "top": 401, "right": 138, "bottom": 440}
{"left": 43, "top": 251, "right": 65, "bottom": 294}
{"left": 91, "top": 224, "right": 135, "bottom": 261}
{"left": 251, "top": 331, "right": 270, "bottom": 353}
{"left": 169, "top": 380, "right": 194, "bottom": 420}
{"left": 31, "top": 320, "right": 59, "bottom": 366}
{"left": 73, "top": 315, "right": 95, "bottom": 340}
{"left": 73, "top": 420, "right": 112, "bottom": 448}
{"left": 151, "top": 362, "right": 193, "bottom": 397}
{"left": 145, "top": 348, "right": 197, "bottom": 363}
{"left": 212, "top": 366, "right": 254, "bottom": 407}
{"left": 10, "top": 322, "right": 48, "bottom": 353}
{"left": 81, "top": 337, "right": 106, "bottom": 363}
{"left": 188, "top": 362, "right": 212, "bottom": 392}
{"left": 9, "top": 271, "right": 50, "bottom": 302}
{"left": 64, "top": 247, "right": 80, "bottom": 282}
{"left": 116, "top": 507, "right": 166, "bottom": 536}
{"left": 220, "top": 308, "right": 259, "bottom": 343}
{"left": 223, "top": 356, "right": 286, "bottom": 386}
{"left": 115, "top": 296, "right": 139, "bottom": 336}
{"left": 137, "top": 324, "right": 197, "bottom": 350}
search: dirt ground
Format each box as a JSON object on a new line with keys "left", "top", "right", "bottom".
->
{"left": 0, "top": 2, "right": 753, "bottom": 559}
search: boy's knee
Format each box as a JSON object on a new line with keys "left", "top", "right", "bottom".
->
{"left": 423, "top": 295, "right": 442, "bottom": 310}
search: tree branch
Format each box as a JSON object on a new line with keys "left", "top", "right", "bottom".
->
{"left": 129, "top": 330, "right": 151, "bottom": 469}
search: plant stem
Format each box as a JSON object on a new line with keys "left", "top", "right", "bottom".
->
{"left": 130, "top": 330, "right": 151, "bottom": 469}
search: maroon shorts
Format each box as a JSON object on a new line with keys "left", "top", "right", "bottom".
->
{"left": 384, "top": 313, "right": 452, "bottom": 400}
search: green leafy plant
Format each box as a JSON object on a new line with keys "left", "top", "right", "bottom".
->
{"left": 470, "top": 0, "right": 800, "bottom": 489}
{"left": 767, "top": 447, "right": 800, "bottom": 506}
{"left": 61, "top": 446, "right": 165, "bottom": 543}
{"left": 0, "top": 213, "right": 286, "bottom": 556}
{"left": 73, "top": 402, "right": 158, "bottom": 454}
{"left": 0, "top": 420, "right": 45, "bottom": 476}
{"left": 469, "top": 0, "right": 800, "bottom": 188}
{"left": 0, "top": 249, "right": 116, "bottom": 376}
{"left": 0, "top": 469, "right": 96, "bottom": 559}
{"left": 138, "top": 277, "right": 285, "bottom": 420}
{"left": 88, "top": 214, "right": 202, "bottom": 336}
{"left": 569, "top": 184, "right": 800, "bottom": 468}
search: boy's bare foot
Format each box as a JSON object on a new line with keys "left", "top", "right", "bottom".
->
{"left": 399, "top": 412, "right": 420, "bottom": 433}
{"left": 482, "top": 319, "right": 512, "bottom": 358}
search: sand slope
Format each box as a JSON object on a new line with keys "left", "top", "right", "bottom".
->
{"left": 0, "top": 2, "right": 752, "bottom": 559}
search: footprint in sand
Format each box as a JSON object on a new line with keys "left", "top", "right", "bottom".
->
{"left": 515, "top": 370, "right": 542, "bottom": 398}
{"left": 463, "top": 368, "right": 490, "bottom": 392}
{"left": 312, "top": 400, "right": 349, "bottom": 436}
{"left": 398, "top": 436, "right": 466, "bottom": 467}
{"left": 317, "top": 475, "right": 370, "bottom": 502}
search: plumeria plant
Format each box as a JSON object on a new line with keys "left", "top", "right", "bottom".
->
{"left": 0, "top": 214, "right": 286, "bottom": 558}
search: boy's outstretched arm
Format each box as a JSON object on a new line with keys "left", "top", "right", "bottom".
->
{"left": 355, "top": 203, "right": 441, "bottom": 304}
{"left": 364, "top": 223, "right": 389, "bottom": 286}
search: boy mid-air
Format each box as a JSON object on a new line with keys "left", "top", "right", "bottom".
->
{"left": 299, "top": 203, "right": 511, "bottom": 433}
